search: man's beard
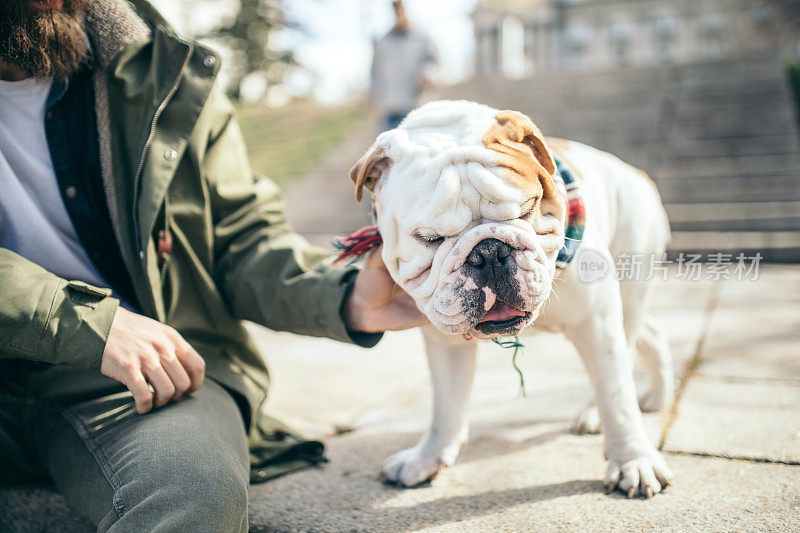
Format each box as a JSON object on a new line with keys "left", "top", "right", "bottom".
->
{"left": 0, "top": 0, "right": 89, "bottom": 79}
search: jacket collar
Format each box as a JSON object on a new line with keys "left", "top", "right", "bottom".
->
{"left": 83, "top": 0, "right": 151, "bottom": 70}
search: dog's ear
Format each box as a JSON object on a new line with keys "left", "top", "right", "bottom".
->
{"left": 483, "top": 110, "right": 562, "bottom": 219}
{"left": 484, "top": 110, "right": 556, "bottom": 180}
{"left": 349, "top": 144, "right": 391, "bottom": 202}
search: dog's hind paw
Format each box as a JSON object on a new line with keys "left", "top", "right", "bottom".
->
{"left": 638, "top": 388, "right": 673, "bottom": 413}
{"left": 604, "top": 452, "right": 673, "bottom": 498}
{"left": 572, "top": 404, "right": 602, "bottom": 435}
{"left": 381, "top": 447, "right": 446, "bottom": 487}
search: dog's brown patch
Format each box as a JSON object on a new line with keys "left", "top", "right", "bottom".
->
{"left": 482, "top": 111, "right": 563, "bottom": 222}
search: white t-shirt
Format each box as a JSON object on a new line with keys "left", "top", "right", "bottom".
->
{"left": 0, "top": 76, "right": 109, "bottom": 289}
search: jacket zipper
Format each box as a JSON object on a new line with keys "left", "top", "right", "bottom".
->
{"left": 131, "top": 44, "right": 194, "bottom": 316}
{"left": 132, "top": 44, "right": 194, "bottom": 254}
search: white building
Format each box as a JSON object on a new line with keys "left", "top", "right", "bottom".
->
{"left": 472, "top": 0, "right": 798, "bottom": 77}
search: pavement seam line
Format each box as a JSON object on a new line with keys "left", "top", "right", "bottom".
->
{"left": 657, "top": 281, "right": 722, "bottom": 450}
{"left": 664, "top": 449, "right": 800, "bottom": 466}
{"left": 692, "top": 373, "right": 800, "bottom": 385}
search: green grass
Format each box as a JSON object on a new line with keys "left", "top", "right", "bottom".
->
{"left": 236, "top": 99, "right": 369, "bottom": 186}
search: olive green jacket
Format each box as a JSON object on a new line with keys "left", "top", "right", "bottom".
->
{"left": 0, "top": 0, "right": 377, "bottom": 480}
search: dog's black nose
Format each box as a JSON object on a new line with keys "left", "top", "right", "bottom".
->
{"left": 466, "top": 238, "right": 512, "bottom": 271}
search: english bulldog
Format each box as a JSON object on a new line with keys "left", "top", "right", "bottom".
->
{"left": 348, "top": 100, "right": 675, "bottom": 498}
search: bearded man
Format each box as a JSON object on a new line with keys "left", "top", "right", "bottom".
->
{"left": 0, "top": 0, "right": 421, "bottom": 530}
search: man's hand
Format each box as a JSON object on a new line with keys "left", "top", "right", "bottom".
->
{"left": 344, "top": 246, "right": 426, "bottom": 333}
{"left": 101, "top": 307, "right": 205, "bottom": 414}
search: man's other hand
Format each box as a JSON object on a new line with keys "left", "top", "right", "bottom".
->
{"left": 344, "top": 246, "right": 426, "bottom": 333}
{"left": 101, "top": 308, "right": 206, "bottom": 414}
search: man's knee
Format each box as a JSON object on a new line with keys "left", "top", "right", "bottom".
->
{"left": 177, "top": 458, "right": 249, "bottom": 525}
{"left": 106, "top": 384, "right": 251, "bottom": 531}
{"left": 113, "top": 451, "right": 249, "bottom": 531}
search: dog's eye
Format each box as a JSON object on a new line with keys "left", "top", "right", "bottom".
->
{"left": 521, "top": 198, "right": 539, "bottom": 219}
{"left": 414, "top": 231, "right": 444, "bottom": 246}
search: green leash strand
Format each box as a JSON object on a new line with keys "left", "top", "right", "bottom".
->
{"left": 491, "top": 336, "right": 527, "bottom": 398}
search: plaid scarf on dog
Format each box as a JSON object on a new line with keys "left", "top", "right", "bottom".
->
{"left": 552, "top": 155, "right": 585, "bottom": 270}
{"left": 334, "top": 155, "right": 586, "bottom": 268}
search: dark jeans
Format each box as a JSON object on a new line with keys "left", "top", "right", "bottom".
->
{"left": 0, "top": 366, "right": 249, "bottom": 532}
{"left": 384, "top": 111, "right": 408, "bottom": 131}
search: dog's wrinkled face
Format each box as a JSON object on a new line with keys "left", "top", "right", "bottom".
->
{"left": 351, "top": 101, "right": 566, "bottom": 338}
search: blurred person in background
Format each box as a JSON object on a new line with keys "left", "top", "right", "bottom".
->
{"left": 370, "top": 0, "right": 438, "bottom": 131}
{"left": 0, "top": 0, "right": 421, "bottom": 530}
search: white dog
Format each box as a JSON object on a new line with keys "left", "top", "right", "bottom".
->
{"left": 348, "top": 100, "right": 675, "bottom": 498}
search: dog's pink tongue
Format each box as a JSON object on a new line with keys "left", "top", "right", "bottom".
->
{"left": 482, "top": 301, "right": 525, "bottom": 322}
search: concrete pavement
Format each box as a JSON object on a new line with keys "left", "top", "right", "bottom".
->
{"left": 8, "top": 272, "right": 796, "bottom": 533}
{"left": 242, "top": 265, "right": 799, "bottom": 532}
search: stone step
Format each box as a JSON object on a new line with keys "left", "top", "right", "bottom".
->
{"left": 668, "top": 134, "right": 800, "bottom": 158}
{"left": 669, "top": 230, "right": 800, "bottom": 251}
{"left": 665, "top": 200, "right": 800, "bottom": 232}
{"left": 532, "top": 109, "right": 794, "bottom": 141}
{"left": 560, "top": 132, "right": 799, "bottom": 161}
{"left": 539, "top": 126, "right": 798, "bottom": 164}
{"left": 516, "top": 87, "right": 794, "bottom": 130}
{"left": 516, "top": 79, "right": 792, "bottom": 112}
{"left": 534, "top": 99, "right": 796, "bottom": 139}
{"left": 677, "top": 54, "right": 789, "bottom": 83}
{"left": 657, "top": 174, "right": 800, "bottom": 203}
{"left": 675, "top": 95, "right": 795, "bottom": 119}
{"left": 665, "top": 52, "right": 779, "bottom": 74}
{"left": 679, "top": 70, "right": 787, "bottom": 91}
{"left": 462, "top": 86, "right": 671, "bottom": 114}
{"left": 532, "top": 107, "right": 662, "bottom": 131}
{"left": 669, "top": 114, "right": 797, "bottom": 141}
{"left": 467, "top": 60, "right": 787, "bottom": 101}
{"left": 666, "top": 200, "right": 800, "bottom": 222}
{"left": 668, "top": 231, "right": 800, "bottom": 261}
{"left": 655, "top": 154, "right": 800, "bottom": 179}
{"left": 678, "top": 78, "right": 789, "bottom": 102}
{"left": 466, "top": 67, "right": 673, "bottom": 93}
{"left": 656, "top": 167, "right": 800, "bottom": 182}
{"left": 519, "top": 92, "right": 670, "bottom": 112}
{"left": 535, "top": 113, "right": 663, "bottom": 134}
{"left": 669, "top": 217, "right": 800, "bottom": 232}
{"left": 470, "top": 53, "right": 784, "bottom": 94}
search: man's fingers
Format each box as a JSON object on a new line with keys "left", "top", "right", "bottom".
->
{"left": 143, "top": 364, "right": 175, "bottom": 408}
{"left": 102, "top": 309, "right": 206, "bottom": 412}
{"left": 128, "top": 374, "right": 154, "bottom": 414}
{"left": 176, "top": 341, "right": 205, "bottom": 394}
{"left": 160, "top": 353, "right": 192, "bottom": 400}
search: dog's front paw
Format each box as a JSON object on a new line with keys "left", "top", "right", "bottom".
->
{"left": 382, "top": 447, "right": 449, "bottom": 487}
{"left": 572, "top": 404, "right": 602, "bottom": 435}
{"left": 604, "top": 450, "right": 673, "bottom": 498}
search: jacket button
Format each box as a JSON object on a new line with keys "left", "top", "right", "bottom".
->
{"left": 139, "top": 250, "right": 145, "bottom": 260}
{"left": 164, "top": 148, "right": 178, "bottom": 160}
{"left": 203, "top": 55, "right": 216, "bottom": 68}
{"left": 65, "top": 186, "right": 77, "bottom": 199}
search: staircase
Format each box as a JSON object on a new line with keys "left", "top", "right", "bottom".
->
{"left": 445, "top": 54, "right": 800, "bottom": 261}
